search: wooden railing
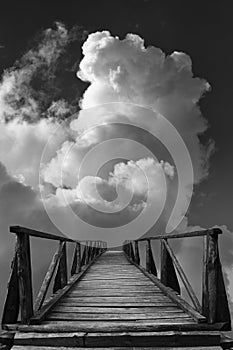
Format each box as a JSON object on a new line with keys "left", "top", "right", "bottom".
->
{"left": 2, "top": 226, "right": 107, "bottom": 325}
{"left": 123, "top": 228, "right": 231, "bottom": 330}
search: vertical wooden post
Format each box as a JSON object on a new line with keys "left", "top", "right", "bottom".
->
{"left": 53, "top": 241, "right": 67, "bottom": 293}
{"left": 161, "top": 239, "right": 180, "bottom": 294}
{"left": 129, "top": 241, "right": 135, "bottom": 261}
{"left": 85, "top": 242, "right": 91, "bottom": 265}
{"left": 134, "top": 241, "right": 140, "bottom": 265}
{"left": 2, "top": 250, "right": 19, "bottom": 324}
{"left": 71, "top": 242, "right": 81, "bottom": 275}
{"left": 81, "top": 243, "right": 87, "bottom": 267}
{"left": 202, "top": 229, "right": 231, "bottom": 328}
{"left": 146, "top": 239, "right": 157, "bottom": 276}
{"left": 16, "top": 233, "right": 33, "bottom": 323}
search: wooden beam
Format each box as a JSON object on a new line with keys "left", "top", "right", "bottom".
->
{"left": 160, "top": 239, "right": 180, "bottom": 294}
{"left": 1, "top": 249, "right": 19, "bottom": 324}
{"left": 202, "top": 232, "right": 231, "bottom": 329}
{"left": 34, "top": 242, "right": 65, "bottom": 312}
{"left": 71, "top": 242, "right": 81, "bottom": 275}
{"left": 162, "top": 239, "right": 201, "bottom": 312}
{"left": 53, "top": 242, "right": 67, "bottom": 293}
{"left": 136, "top": 228, "right": 222, "bottom": 242}
{"left": 10, "top": 226, "right": 75, "bottom": 242}
{"left": 146, "top": 240, "right": 157, "bottom": 276}
{"left": 16, "top": 233, "right": 33, "bottom": 323}
{"left": 134, "top": 240, "right": 140, "bottom": 265}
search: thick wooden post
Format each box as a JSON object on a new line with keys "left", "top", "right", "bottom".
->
{"left": 134, "top": 241, "right": 140, "bottom": 265}
{"left": 71, "top": 242, "right": 81, "bottom": 275}
{"left": 16, "top": 233, "right": 33, "bottom": 323}
{"left": 146, "top": 239, "right": 157, "bottom": 276}
{"left": 2, "top": 250, "right": 19, "bottom": 324}
{"left": 129, "top": 241, "right": 135, "bottom": 261}
{"left": 53, "top": 241, "right": 67, "bottom": 293}
{"left": 81, "top": 243, "right": 87, "bottom": 267}
{"left": 85, "top": 242, "right": 91, "bottom": 265}
{"left": 202, "top": 229, "right": 231, "bottom": 329}
{"left": 161, "top": 239, "right": 180, "bottom": 294}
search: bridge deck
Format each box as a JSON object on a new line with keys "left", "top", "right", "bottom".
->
{"left": 8, "top": 251, "right": 224, "bottom": 348}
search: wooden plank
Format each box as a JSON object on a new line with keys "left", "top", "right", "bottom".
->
{"left": 6, "top": 320, "right": 221, "bottom": 333}
{"left": 57, "top": 301, "right": 175, "bottom": 307}
{"left": 61, "top": 296, "right": 173, "bottom": 303}
{"left": 16, "top": 233, "right": 33, "bottom": 323}
{"left": 81, "top": 276, "right": 149, "bottom": 280}
{"left": 85, "top": 331, "right": 221, "bottom": 348}
{"left": 67, "top": 290, "right": 164, "bottom": 296}
{"left": 162, "top": 239, "right": 201, "bottom": 312}
{"left": 34, "top": 242, "right": 65, "bottom": 311}
{"left": 77, "top": 280, "right": 155, "bottom": 286}
{"left": 30, "top": 251, "right": 103, "bottom": 324}
{"left": 11, "top": 347, "right": 223, "bottom": 350}
{"left": 46, "top": 312, "right": 192, "bottom": 320}
{"left": 137, "top": 228, "right": 222, "bottom": 241}
{"left": 52, "top": 305, "right": 183, "bottom": 313}
{"left": 10, "top": 226, "right": 75, "bottom": 242}
{"left": 71, "top": 285, "right": 159, "bottom": 291}
{"left": 10, "top": 330, "right": 221, "bottom": 348}
{"left": 13, "top": 332, "right": 85, "bottom": 347}
{"left": 126, "top": 256, "right": 206, "bottom": 323}
{"left": 1, "top": 250, "right": 19, "bottom": 324}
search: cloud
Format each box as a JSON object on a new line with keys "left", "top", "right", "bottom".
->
{"left": 0, "top": 22, "right": 80, "bottom": 123}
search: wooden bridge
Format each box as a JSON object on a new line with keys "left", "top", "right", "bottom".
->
{"left": 1, "top": 226, "right": 233, "bottom": 349}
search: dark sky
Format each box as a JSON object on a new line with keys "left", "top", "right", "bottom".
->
{"left": 0, "top": 0, "right": 232, "bottom": 230}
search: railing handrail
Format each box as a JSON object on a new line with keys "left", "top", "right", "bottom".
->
{"left": 135, "top": 228, "right": 222, "bottom": 242}
{"left": 10, "top": 226, "right": 106, "bottom": 244}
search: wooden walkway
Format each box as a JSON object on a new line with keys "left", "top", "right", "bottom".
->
{"left": 5, "top": 252, "right": 226, "bottom": 349}
{"left": 1, "top": 226, "right": 232, "bottom": 349}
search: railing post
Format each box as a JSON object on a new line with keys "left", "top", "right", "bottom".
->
{"left": 129, "top": 241, "right": 135, "bottom": 261}
{"left": 202, "top": 229, "right": 231, "bottom": 328}
{"left": 161, "top": 239, "right": 180, "bottom": 294}
{"left": 134, "top": 241, "right": 140, "bottom": 265}
{"left": 2, "top": 248, "right": 19, "bottom": 324}
{"left": 53, "top": 241, "right": 67, "bottom": 293}
{"left": 146, "top": 239, "right": 157, "bottom": 276}
{"left": 71, "top": 242, "right": 81, "bottom": 275}
{"left": 81, "top": 242, "right": 87, "bottom": 267}
{"left": 16, "top": 233, "right": 33, "bottom": 323}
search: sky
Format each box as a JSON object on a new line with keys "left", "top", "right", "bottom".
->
{"left": 0, "top": 0, "right": 233, "bottom": 327}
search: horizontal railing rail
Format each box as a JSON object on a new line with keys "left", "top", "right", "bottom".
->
{"left": 123, "top": 228, "right": 231, "bottom": 331}
{"left": 2, "top": 226, "right": 107, "bottom": 325}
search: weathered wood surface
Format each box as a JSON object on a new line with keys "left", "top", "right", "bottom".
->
{"left": 1, "top": 250, "right": 19, "bottom": 324}
{"left": 53, "top": 242, "right": 67, "bottom": 293}
{"left": 137, "top": 228, "right": 222, "bottom": 241}
{"left": 7, "top": 251, "right": 227, "bottom": 348}
{"left": 202, "top": 232, "right": 231, "bottom": 329}
{"left": 34, "top": 242, "right": 65, "bottom": 311}
{"left": 16, "top": 233, "right": 33, "bottom": 323}
{"left": 162, "top": 239, "right": 201, "bottom": 312}
{"left": 160, "top": 238, "right": 180, "bottom": 294}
